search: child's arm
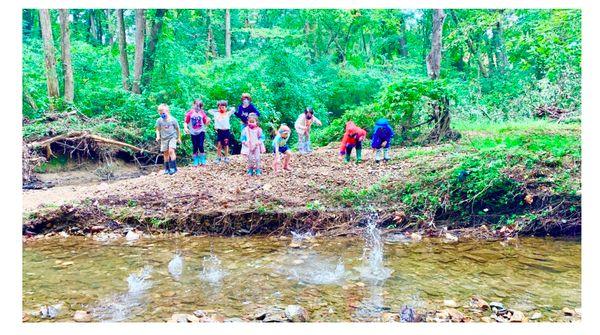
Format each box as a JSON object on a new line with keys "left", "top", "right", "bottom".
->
{"left": 339, "top": 133, "right": 349, "bottom": 155}
{"left": 183, "top": 113, "right": 190, "bottom": 135}
{"left": 313, "top": 116, "right": 323, "bottom": 126}
{"left": 155, "top": 127, "right": 160, "bottom": 142}
{"left": 174, "top": 120, "right": 182, "bottom": 143}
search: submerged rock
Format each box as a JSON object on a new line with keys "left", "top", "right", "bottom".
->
{"left": 435, "top": 308, "right": 465, "bottom": 322}
{"left": 39, "top": 304, "right": 61, "bottom": 319}
{"left": 400, "top": 305, "right": 422, "bottom": 322}
{"left": 285, "top": 305, "right": 309, "bottom": 322}
{"left": 509, "top": 309, "right": 525, "bottom": 322}
{"left": 530, "top": 312, "right": 543, "bottom": 320}
{"left": 73, "top": 310, "right": 92, "bottom": 322}
{"left": 169, "top": 313, "right": 199, "bottom": 323}
{"left": 381, "top": 312, "right": 400, "bottom": 322}
{"left": 470, "top": 296, "right": 489, "bottom": 310}
{"left": 443, "top": 299, "right": 459, "bottom": 308}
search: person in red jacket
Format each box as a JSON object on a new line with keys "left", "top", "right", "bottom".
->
{"left": 339, "top": 121, "right": 367, "bottom": 163}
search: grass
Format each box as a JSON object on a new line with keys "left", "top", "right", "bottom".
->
{"left": 331, "top": 120, "right": 581, "bottom": 229}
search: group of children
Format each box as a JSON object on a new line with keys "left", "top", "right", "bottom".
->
{"left": 154, "top": 93, "right": 395, "bottom": 176}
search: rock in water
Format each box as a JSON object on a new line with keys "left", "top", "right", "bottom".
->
{"left": 509, "top": 310, "right": 525, "bottom": 322}
{"left": 39, "top": 304, "right": 61, "bottom": 319}
{"left": 400, "top": 305, "right": 417, "bottom": 322}
{"left": 470, "top": 296, "right": 489, "bottom": 310}
{"left": 168, "top": 254, "right": 183, "bottom": 279}
{"left": 562, "top": 307, "right": 575, "bottom": 316}
{"left": 73, "top": 310, "right": 92, "bottom": 322}
{"left": 285, "top": 305, "right": 309, "bottom": 322}
{"left": 443, "top": 299, "right": 459, "bottom": 308}
{"left": 530, "top": 312, "right": 543, "bottom": 320}
{"left": 125, "top": 230, "right": 140, "bottom": 241}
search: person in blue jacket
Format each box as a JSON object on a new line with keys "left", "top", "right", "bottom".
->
{"left": 235, "top": 93, "right": 260, "bottom": 135}
{"left": 371, "top": 118, "right": 394, "bottom": 163}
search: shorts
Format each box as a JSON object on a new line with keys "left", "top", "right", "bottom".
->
{"left": 160, "top": 137, "right": 177, "bottom": 152}
{"left": 274, "top": 145, "right": 289, "bottom": 154}
{"left": 216, "top": 129, "right": 231, "bottom": 146}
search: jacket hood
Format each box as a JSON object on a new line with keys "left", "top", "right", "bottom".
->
{"left": 375, "top": 118, "right": 390, "bottom": 127}
{"left": 345, "top": 121, "right": 360, "bottom": 132}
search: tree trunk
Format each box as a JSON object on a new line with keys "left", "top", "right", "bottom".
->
{"left": 492, "top": 14, "right": 509, "bottom": 73}
{"left": 206, "top": 10, "right": 217, "bottom": 60}
{"left": 399, "top": 15, "right": 408, "bottom": 57}
{"left": 132, "top": 9, "right": 145, "bottom": 94}
{"left": 39, "top": 9, "right": 60, "bottom": 102}
{"left": 58, "top": 9, "right": 74, "bottom": 104}
{"left": 116, "top": 9, "right": 130, "bottom": 91}
{"left": 225, "top": 9, "right": 231, "bottom": 58}
{"left": 426, "top": 9, "right": 446, "bottom": 80}
{"left": 142, "top": 9, "right": 167, "bottom": 87}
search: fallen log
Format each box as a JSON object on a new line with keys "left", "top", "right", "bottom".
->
{"left": 26, "top": 131, "right": 159, "bottom": 155}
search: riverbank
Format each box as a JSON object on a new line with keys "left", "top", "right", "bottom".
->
{"left": 22, "top": 121, "right": 581, "bottom": 238}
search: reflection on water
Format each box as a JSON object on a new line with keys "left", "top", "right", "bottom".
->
{"left": 168, "top": 254, "right": 183, "bottom": 280}
{"left": 22, "top": 235, "right": 581, "bottom": 322}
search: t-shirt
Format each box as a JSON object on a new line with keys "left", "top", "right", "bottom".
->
{"left": 184, "top": 109, "right": 208, "bottom": 135}
{"left": 155, "top": 117, "right": 180, "bottom": 140}
{"left": 235, "top": 104, "right": 260, "bottom": 124}
{"left": 208, "top": 109, "right": 234, "bottom": 130}
{"left": 272, "top": 134, "right": 289, "bottom": 149}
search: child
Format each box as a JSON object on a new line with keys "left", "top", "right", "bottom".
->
{"left": 155, "top": 103, "right": 182, "bottom": 174}
{"left": 235, "top": 93, "right": 260, "bottom": 134}
{"left": 208, "top": 100, "right": 235, "bottom": 163}
{"left": 272, "top": 124, "right": 292, "bottom": 173}
{"left": 371, "top": 118, "right": 395, "bottom": 163}
{"left": 294, "top": 107, "right": 322, "bottom": 154}
{"left": 339, "top": 121, "right": 367, "bottom": 163}
{"left": 184, "top": 100, "right": 210, "bottom": 166}
{"left": 240, "top": 113, "right": 266, "bottom": 176}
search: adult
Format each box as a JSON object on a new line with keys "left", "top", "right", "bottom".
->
{"left": 235, "top": 93, "right": 260, "bottom": 134}
{"left": 294, "top": 107, "right": 322, "bottom": 154}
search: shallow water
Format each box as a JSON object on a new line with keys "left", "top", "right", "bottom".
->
{"left": 22, "top": 235, "right": 580, "bottom": 322}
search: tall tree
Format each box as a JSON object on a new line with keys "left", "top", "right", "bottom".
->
{"left": 58, "top": 9, "right": 74, "bottom": 104}
{"left": 132, "top": 9, "right": 145, "bottom": 94}
{"left": 425, "top": 9, "right": 455, "bottom": 142}
{"left": 426, "top": 9, "right": 446, "bottom": 79}
{"left": 225, "top": 9, "right": 232, "bottom": 58}
{"left": 449, "top": 10, "right": 488, "bottom": 78}
{"left": 39, "top": 9, "right": 60, "bottom": 102}
{"left": 116, "top": 9, "right": 130, "bottom": 91}
{"left": 142, "top": 9, "right": 167, "bottom": 87}
{"left": 398, "top": 14, "right": 408, "bottom": 57}
{"left": 206, "top": 9, "right": 217, "bottom": 60}
{"left": 492, "top": 10, "right": 509, "bottom": 73}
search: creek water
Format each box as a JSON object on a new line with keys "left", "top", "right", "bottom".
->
{"left": 22, "top": 233, "right": 580, "bottom": 322}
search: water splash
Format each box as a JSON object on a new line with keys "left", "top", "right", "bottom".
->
{"left": 353, "top": 285, "right": 388, "bottom": 320}
{"left": 127, "top": 266, "right": 153, "bottom": 294}
{"left": 357, "top": 213, "right": 392, "bottom": 283}
{"left": 291, "top": 231, "right": 315, "bottom": 243}
{"left": 91, "top": 267, "right": 153, "bottom": 321}
{"left": 286, "top": 256, "right": 347, "bottom": 285}
{"left": 168, "top": 253, "right": 184, "bottom": 279}
{"left": 198, "top": 253, "right": 226, "bottom": 284}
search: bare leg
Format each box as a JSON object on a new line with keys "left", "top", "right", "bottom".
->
{"left": 283, "top": 151, "right": 292, "bottom": 170}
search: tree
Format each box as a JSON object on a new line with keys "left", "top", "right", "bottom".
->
{"left": 491, "top": 10, "right": 509, "bottom": 73}
{"left": 206, "top": 9, "right": 217, "bottom": 60}
{"left": 425, "top": 9, "right": 456, "bottom": 142}
{"left": 426, "top": 9, "right": 446, "bottom": 79}
{"left": 39, "top": 9, "right": 60, "bottom": 102}
{"left": 225, "top": 9, "right": 232, "bottom": 58}
{"left": 142, "top": 9, "right": 167, "bottom": 87}
{"left": 116, "top": 9, "right": 130, "bottom": 91}
{"left": 132, "top": 9, "right": 145, "bottom": 94}
{"left": 58, "top": 9, "right": 74, "bottom": 104}
{"left": 398, "top": 14, "right": 408, "bottom": 57}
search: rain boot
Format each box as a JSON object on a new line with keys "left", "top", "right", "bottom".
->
{"left": 375, "top": 149, "right": 382, "bottom": 163}
{"left": 247, "top": 168, "right": 254, "bottom": 176}
{"left": 169, "top": 160, "right": 177, "bottom": 175}
{"left": 192, "top": 154, "right": 199, "bottom": 167}
{"left": 255, "top": 168, "right": 262, "bottom": 176}
{"left": 356, "top": 147, "right": 362, "bottom": 163}
{"left": 163, "top": 160, "right": 170, "bottom": 174}
{"left": 383, "top": 148, "right": 390, "bottom": 162}
{"left": 306, "top": 139, "right": 312, "bottom": 153}
{"left": 200, "top": 154, "right": 207, "bottom": 166}
{"left": 344, "top": 152, "right": 351, "bottom": 163}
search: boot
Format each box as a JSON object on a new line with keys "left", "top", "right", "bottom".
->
{"left": 255, "top": 168, "right": 262, "bottom": 176}
{"left": 169, "top": 160, "right": 177, "bottom": 174}
{"left": 192, "top": 154, "right": 199, "bottom": 167}
{"left": 306, "top": 139, "right": 312, "bottom": 153}
{"left": 344, "top": 152, "right": 351, "bottom": 163}
{"left": 375, "top": 149, "right": 382, "bottom": 163}
{"left": 247, "top": 168, "right": 254, "bottom": 176}
{"left": 383, "top": 148, "right": 390, "bottom": 162}
{"left": 199, "top": 154, "right": 207, "bottom": 165}
{"left": 356, "top": 147, "right": 362, "bottom": 163}
{"left": 163, "top": 161, "right": 170, "bottom": 174}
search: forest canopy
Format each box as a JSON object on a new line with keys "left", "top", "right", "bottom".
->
{"left": 22, "top": 9, "right": 581, "bottom": 153}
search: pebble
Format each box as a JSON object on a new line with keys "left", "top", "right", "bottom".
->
{"left": 443, "top": 299, "right": 459, "bottom": 308}
{"left": 410, "top": 233, "right": 422, "bottom": 241}
{"left": 285, "top": 305, "right": 309, "bottom": 322}
{"left": 125, "top": 230, "right": 140, "bottom": 241}
{"left": 509, "top": 310, "right": 525, "bottom": 322}
{"left": 73, "top": 310, "right": 92, "bottom": 322}
{"left": 530, "top": 312, "right": 543, "bottom": 320}
{"left": 562, "top": 307, "right": 575, "bottom": 316}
